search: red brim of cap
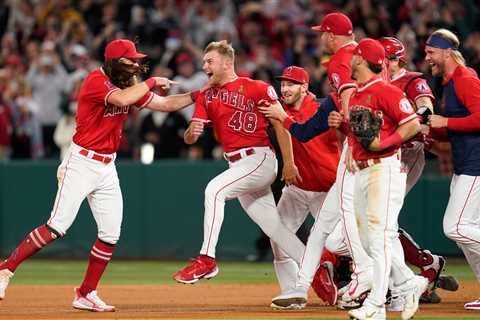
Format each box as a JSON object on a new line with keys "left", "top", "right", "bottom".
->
{"left": 311, "top": 25, "right": 325, "bottom": 32}
{"left": 125, "top": 52, "right": 147, "bottom": 59}
{"left": 275, "top": 76, "right": 305, "bottom": 84}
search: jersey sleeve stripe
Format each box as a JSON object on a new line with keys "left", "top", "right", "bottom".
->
{"left": 104, "top": 88, "right": 120, "bottom": 106}
{"left": 138, "top": 92, "right": 154, "bottom": 109}
{"left": 191, "top": 117, "right": 211, "bottom": 123}
{"left": 414, "top": 94, "right": 435, "bottom": 102}
{"left": 338, "top": 83, "right": 357, "bottom": 94}
{"left": 398, "top": 113, "right": 418, "bottom": 126}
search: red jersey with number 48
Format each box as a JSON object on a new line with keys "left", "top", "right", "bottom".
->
{"left": 73, "top": 68, "right": 152, "bottom": 154}
{"left": 348, "top": 77, "right": 417, "bottom": 161}
{"left": 192, "top": 77, "right": 278, "bottom": 152}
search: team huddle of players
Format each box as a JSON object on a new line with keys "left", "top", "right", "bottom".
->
{"left": 170, "top": 12, "right": 480, "bottom": 320}
{"left": 0, "top": 10, "right": 479, "bottom": 319}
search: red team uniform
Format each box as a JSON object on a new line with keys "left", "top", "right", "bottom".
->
{"left": 348, "top": 76, "right": 418, "bottom": 160}
{"left": 270, "top": 67, "right": 342, "bottom": 306}
{"left": 326, "top": 42, "right": 357, "bottom": 95}
{"left": 346, "top": 39, "right": 427, "bottom": 319}
{"left": 174, "top": 76, "right": 308, "bottom": 284}
{"left": 192, "top": 77, "right": 276, "bottom": 152}
{"left": 285, "top": 94, "right": 339, "bottom": 192}
{"left": 0, "top": 39, "right": 167, "bottom": 312}
{"left": 73, "top": 69, "right": 150, "bottom": 154}
{"left": 391, "top": 70, "right": 434, "bottom": 192}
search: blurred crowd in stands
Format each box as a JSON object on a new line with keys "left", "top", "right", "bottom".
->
{"left": 0, "top": 0, "right": 479, "bottom": 162}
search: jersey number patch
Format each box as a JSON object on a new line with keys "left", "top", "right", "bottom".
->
{"left": 228, "top": 111, "right": 258, "bottom": 133}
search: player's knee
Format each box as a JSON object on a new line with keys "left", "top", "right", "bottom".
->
{"left": 46, "top": 223, "right": 66, "bottom": 238}
{"left": 98, "top": 229, "right": 120, "bottom": 245}
{"left": 443, "top": 219, "right": 458, "bottom": 241}
{"left": 205, "top": 182, "right": 226, "bottom": 201}
{"left": 98, "top": 234, "right": 119, "bottom": 245}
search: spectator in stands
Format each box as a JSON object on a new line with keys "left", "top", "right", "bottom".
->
{"left": 26, "top": 50, "right": 67, "bottom": 158}
{"left": 169, "top": 52, "right": 208, "bottom": 120}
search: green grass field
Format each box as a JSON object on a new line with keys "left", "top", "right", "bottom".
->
{"left": 9, "top": 258, "right": 476, "bottom": 285}
{"left": 5, "top": 259, "right": 479, "bottom": 320}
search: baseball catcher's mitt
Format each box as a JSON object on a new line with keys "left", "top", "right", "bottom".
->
{"left": 349, "top": 106, "right": 383, "bottom": 150}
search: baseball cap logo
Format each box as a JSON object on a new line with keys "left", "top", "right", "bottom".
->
{"left": 285, "top": 67, "right": 293, "bottom": 76}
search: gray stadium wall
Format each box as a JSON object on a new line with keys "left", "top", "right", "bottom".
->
{"left": 0, "top": 160, "right": 461, "bottom": 259}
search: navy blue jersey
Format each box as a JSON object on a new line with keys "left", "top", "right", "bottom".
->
{"left": 441, "top": 66, "right": 480, "bottom": 176}
{"left": 286, "top": 94, "right": 339, "bottom": 142}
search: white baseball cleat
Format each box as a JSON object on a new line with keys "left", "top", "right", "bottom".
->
{"left": 401, "top": 276, "right": 428, "bottom": 320}
{"left": 270, "top": 287, "right": 308, "bottom": 310}
{"left": 464, "top": 298, "right": 480, "bottom": 310}
{"left": 386, "top": 295, "right": 405, "bottom": 312}
{"left": 348, "top": 304, "right": 386, "bottom": 320}
{"left": 342, "top": 277, "right": 372, "bottom": 302}
{"left": 72, "top": 288, "right": 115, "bottom": 312}
{"left": 0, "top": 269, "right": 13, "bottom": 300}
{"left": 337, "top": 298, "right": 362, "bottom": 310}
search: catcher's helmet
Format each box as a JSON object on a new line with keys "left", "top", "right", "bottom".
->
{"left": 379, "top": 37, "right": 406, "bottom": 62}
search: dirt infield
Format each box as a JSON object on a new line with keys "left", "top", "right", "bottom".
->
{"left": 0, "top": 282, "right": 477, "bottom": 319}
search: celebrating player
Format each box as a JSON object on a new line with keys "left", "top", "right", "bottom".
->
{"left": 0, "top": 39, "right": 197, "bottom": 312}
{"left": 379, "top": 36, "right": 459, "bottom": 306}
{"left": 172, "top": 41, "right": 307, "bottom": 284}
{"left": 426, "top": 28, "right": 480, "bottom": 311}
{"left": 260, "top": 12, "right": 373, "bottom": 309}
{"left": 267, "top": 66, "right": 341, "bottom": 309}
{"left": 329, "top": 38, "right": 427, "bottom": 320}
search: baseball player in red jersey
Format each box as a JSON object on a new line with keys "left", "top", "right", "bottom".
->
{"left": 426, "top": 29, "right": 480, "bottom": 310}
{"left": 310, "top": 12, "right": 375, "bottom": 303}
{"left": 260, "top": 13, "right": 374, "bottom": 309}
{"left": 380, "top": 36, "right": 454, "bottom": 306}
{"left": 329, "top": 38, "right": 427, "bottom": 320}
{"left": 0, "top": 39, "right": 197, "bottom": 311}
{"left": 264, "top": 66, "right": 341, "bottom": 309}
{"left": 172, "top": 41, "right": 305, "bottom": 284}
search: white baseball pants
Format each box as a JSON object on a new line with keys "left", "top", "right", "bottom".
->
{"left": 47, "top": 143, "right": 123, "bottom": 244}
{"left": 443, "top": 174, "right": 480, "bottom": 280}
{"left": 295, "top": 143, "right": 372, "bottom": 290}
{"left": 354, "top": 154, "right": 415, "bottom": 306}
{"left": 199, "top": 147, "right": 305, "bottom": 263}
{"left": 271, "top": 184, "right": 335, "bottom": 293}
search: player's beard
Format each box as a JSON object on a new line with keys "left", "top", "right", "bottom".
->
{"left": 104, "top": 59, "right": 149, "bottom": 89}
{"left": 430, "top": 60, "right": 444, "bottom": 77}
{"left": 282, "top": 89, "right": 302, "bottom": 105}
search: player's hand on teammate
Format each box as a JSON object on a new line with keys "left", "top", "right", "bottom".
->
{"left": 152, "top": 77, "right": 179, "bottom": 90}
{"left": 428, "top": 115, "right": 448, "bottom": 128}
{"left": 282, "top": 163, "right": 302, "bottom": 186}
{"left": 258, "top": 100, "right": 289, "bottom": 121}
{"left": 328, "top": 111, "right": 343, "bottom": 128}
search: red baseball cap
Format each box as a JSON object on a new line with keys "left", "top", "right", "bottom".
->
{"left": 354, "top": 38, "right": 385, "bottom": 65}
{"left": 311, "top": 12, "right": 353, "bottom": 36}
{"left": 176, "top": 53, "right": 193, "bottom": 65}
{"left": 104, "top": 39, "right": 146, "bottom": 60}
{"left": 275, "top": 66, "right": 309, "bottom": 84}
